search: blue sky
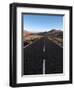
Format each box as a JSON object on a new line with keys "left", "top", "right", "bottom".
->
{"left": 23, "top": 14, "right": 63, "bottom": 33}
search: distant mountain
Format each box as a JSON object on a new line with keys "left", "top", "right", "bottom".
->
{"left": 36, "top": 31, "right": 48, "bottom": 36}
{"left": 23, "top": 30, "right": 33, "bottom": 37}
{"left": 35, "top": 29, "right": 63, "bottom": 38}
{"left": 23, "top": 29, "right": 63, "bottom": 38}
{"left": 23, "top": 29, "right": 63, "bottom": 47}
{"left": 48, "top": 29, "right": 63, "bottom": 38}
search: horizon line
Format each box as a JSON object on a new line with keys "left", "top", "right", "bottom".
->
{"left": 23, "top": 28, "right": 63, "bottom": 33}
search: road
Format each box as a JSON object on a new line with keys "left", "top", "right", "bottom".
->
{"left": 23, "top": 37, "right": 63, "bottom": 75}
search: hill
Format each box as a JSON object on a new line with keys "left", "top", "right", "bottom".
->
{"left": 23, "top": 29, "right": 63, "bottom": 47}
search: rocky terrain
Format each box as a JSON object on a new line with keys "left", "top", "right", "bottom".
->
{"left": 23, "top": 29, "right": 63, "bottom": 47}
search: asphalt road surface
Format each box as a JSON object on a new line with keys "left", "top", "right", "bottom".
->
{"left": 23, "top": 37, "right": 63, "bottom": 75}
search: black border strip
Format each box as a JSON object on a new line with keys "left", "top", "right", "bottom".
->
{"left": 12, "top": 3, "right": 72, "bottom": 10}
{"left": 10, "top": 4, "right": 17, "bottom": 86}
{"left": 22, "top": 13, "right": 64, "bottom": 16}
{"left": 69, "top": 7, "right": 72, "bottom": 83}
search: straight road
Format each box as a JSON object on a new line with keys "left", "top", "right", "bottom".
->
{"left": 23, "top": 37, "right": 63, "bottom": 75}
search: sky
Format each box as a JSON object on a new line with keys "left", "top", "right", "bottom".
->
{"left": 23, "top": 14, "right": 63, "bottom": 33}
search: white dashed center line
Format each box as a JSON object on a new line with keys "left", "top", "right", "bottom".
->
{"left": 43, "top": 59, "right": 45, "bottom": 74}
{"left": 43, "top": 39, "right": 46, "bottom": 74}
